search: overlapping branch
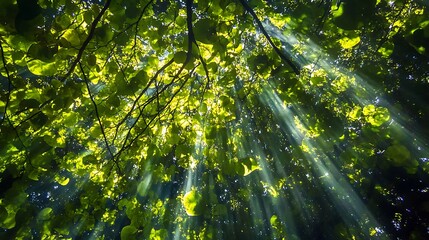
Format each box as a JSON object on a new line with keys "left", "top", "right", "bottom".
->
{"left": 113, "top": 0, "right": 199, "bottom": 162}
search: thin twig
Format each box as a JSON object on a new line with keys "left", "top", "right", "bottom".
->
{"left": 0, "top": 41, "right": 13, "bottom": 126}
{"left": 79, "top": 62, "right": 121, "bottom": 173}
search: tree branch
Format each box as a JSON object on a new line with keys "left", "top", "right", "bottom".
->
{"left": 79, "top": 62, "right": 121, "bottom": 173}
{"left": 0, "top": 41, "right": 13, "bottom": 126}
{"left": 114, "top": 0, "right": 198, "bottom": 161}
{"left": 237, "top": 0, "right": 301, "bottom": 74}
{"left": 63, "top": 0, "right": 112, "bottom": 81}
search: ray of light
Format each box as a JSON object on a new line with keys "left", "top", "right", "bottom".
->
{"left": 263, "top": 19, "right": 429, "bottom": 157}
{"left": 256, "top": 18, "right": 428, "bottom": 234}
{"left": 171, "top": 119, "right": 206, "bottom": 239}
{"left": 230, "top": 99, "right": 300, "bottom": 238}
{"left": 259, "top": 85, "right": 388, "bottom": 237}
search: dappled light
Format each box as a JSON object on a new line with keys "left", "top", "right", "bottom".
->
{"left": 1, "top": 0, "right": 429, "bottom": 239}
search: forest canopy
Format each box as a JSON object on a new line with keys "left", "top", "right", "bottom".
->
{"left": 1, "top": 0, "right": 429, "bottom": 239}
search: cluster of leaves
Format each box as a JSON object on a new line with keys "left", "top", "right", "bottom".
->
{"left": 0, "top": 0, "right": 428, "bottom": 239}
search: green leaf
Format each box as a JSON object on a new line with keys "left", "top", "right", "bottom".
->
{"left": 29, "top": 138, "right": 51, "bottom": 160}
{"left": 95, "top": 24, "right": 113, "bottom": 42}
{"left": 63, "top": 111, "right": 79, "bottom": 127}
{"left": 19, "top": 98, "right": 40, "bottom": 109}
{"left": 1, "top": 209, "right": 16, "bottom": 229}
{"left": 27, "top": 43, "right": 57, "bottom": 62}
{"left": 37, "top": 207, "right": 53, "bottom": 221}
{"left": 193, "top": 18, "right": 217, "bottom": 44}
{"left": 338, "top": 35, "right": 361, "bottom": 49}
{"left": 385, "top": 144, "right": 411, "bottom": 165}
{"left": 27, "top": 59, "right": 59, "bottom": 76}
{"left": 270, "top": 215, "right": 278, "bottom": 226}
{"left": 61, "top": 29, "right": 81, "bottom": 47}
{"left": 182, "top": 189, "right": 203, "bottom": 216}
{"left": 240, "top": 157, "right": 261, "bottom": 176}
{"left": 55, "top": 175, "right": 70, "bottom": 186}
{"left": 87, "top": 54, "right": 97, "bottom": 66}
{"left": 0, "top": 206, "right": 7, "bottom": 223}
{"left": 83, "top": 155, "right": 98, "bottom": 164}
{"left": 176, "top": 16, "right": 186, "bottom": 27}
{"left": 174, "top": 51, "right": 187, "bottom": 64}
{"left": 363, "top": 105, "right": 390, "bottom": 126}
{"left": 121, "top": 225, "right": 137, "bottom": 240}
{"left": 149, "top": 228, "right": 167, "bottom": 240}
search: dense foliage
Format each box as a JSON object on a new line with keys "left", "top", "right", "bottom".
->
{"left": 1, "top": 0, "right": 429, "bottom": 239}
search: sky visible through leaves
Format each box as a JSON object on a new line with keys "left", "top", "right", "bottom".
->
{"left": 1, "top": 0, "right": 429, "bottom": 239}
